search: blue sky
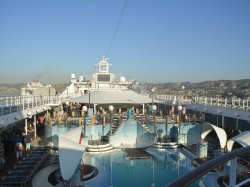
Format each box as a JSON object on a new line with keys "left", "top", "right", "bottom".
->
{"left": 0, "top": 0, "right": 249, "bottom": 84}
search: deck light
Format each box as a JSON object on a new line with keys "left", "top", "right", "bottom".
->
{"left": 109, "top": 105, "right": 114, "bottom": 136}
{"left": 152, "top": 105, "right": 157, "bottom": 134}
{"left": 82, "top": 106, "right": 88, "bottom": 137}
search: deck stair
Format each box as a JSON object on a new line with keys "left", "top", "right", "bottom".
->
{"left": 140, "top": 123, "right": 151, "bottom": 133}
{"left": 154, "top": 142, "right": 179, "bottom": 149}
{"left": 106, "top": 121, "right": 121, "bottom": 136}
{"left": 86, "top": 143, "right": 114, "bottom": 153}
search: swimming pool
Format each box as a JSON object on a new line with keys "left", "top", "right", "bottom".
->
{"left": 70, "top": 147, "right": 218, "bottom": 187}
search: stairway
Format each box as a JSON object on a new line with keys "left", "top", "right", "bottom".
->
{"left": 154, "top": 142, "right": 179, "bottom": 149}
{"left": 86, "top": 143, "right": 114, "bottom": 153}
{"left": 141, "top": 123, "right": 151, "bottom": 133}
{"left": 106, "top": 121, "right": 121, "bottom": 136}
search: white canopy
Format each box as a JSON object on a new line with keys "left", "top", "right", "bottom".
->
{"left": 227, "top": 131, "right": 250, "bottom": 152}
{"left": 68, "top": 90, "right": 153, "bottom": 104}
{"left": 58, "top": 126, "right": 86, "bottom": 180}
{"left": 201, "top": 122, "right": 227, "bottom": 149}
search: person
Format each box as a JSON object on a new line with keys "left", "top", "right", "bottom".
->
{"left": 24, "top": 134, "right": 32, "bottom": 153}
{"left": 15, "top": 141, "right": 23, "bottom": 163}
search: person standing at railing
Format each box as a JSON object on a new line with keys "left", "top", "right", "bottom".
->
{"left": 24, "top": 133, "right": 32, "bottom": 154}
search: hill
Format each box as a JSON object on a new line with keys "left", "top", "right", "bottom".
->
{"left": 0, "top": 79, "right": 249, "bottom": 98}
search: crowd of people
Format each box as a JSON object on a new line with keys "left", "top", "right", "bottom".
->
{"left": 1, "top": 126, "right": 33, "bottom": 164}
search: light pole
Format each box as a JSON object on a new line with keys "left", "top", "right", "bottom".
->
{"left": 82, "top": 106, "right": 88, "bottom": 137}
{"left": 48, "top": 84, "right": 51, "bottom": 103}
{"left": 65, "top": 101, "right": 69, "bottom": 119}
{"left": 234, "top": 112, "right": 239, "bottom": 130}
{"left": 203, "top": 108, "right": 208, "bottom": 122}
{"left": 152, "top": 105, "right": 157, "bottom": 134}
{"left": 217, "top": 110, "right": 221, "bottom": 126}
{"left": 151, "top": 88, "right": 156, "bottom": 109}
{"left": 177, "top": 105, "right": 182, "bottom": 133}
{"left": 109, "top": 105, "right": 114, "bottom": 136}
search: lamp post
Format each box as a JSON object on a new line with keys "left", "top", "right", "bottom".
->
{"left": 48, "top": 84, "right": 52, "bottom": 104}
{"left": 217, "top": 110, "right": 221, "bottom": 127}
{"left": 177, "top": 105, "right": 182, "bottom": 133}
{"left": 82, "top": 106, "right": 88, "bottom": 137}
{"left": 65, "top": 101, "right": 69, "bottom": 118}
{"left": 152, "top": 105, "right": 157, "bottom": 134}
{"left": 48, "top": 84, "right": 51, "bottom": 103}
{"left": 234, "top": 113, "right": 239, "bottom": 130}
{"left": 203, "top": 108, "right": 208, "bottom": 122}
{"left": 151, "top": 88, "right": 156, "bottom": 108}
{"left": 109, "top": 105, "right": 114, "bottom": 136}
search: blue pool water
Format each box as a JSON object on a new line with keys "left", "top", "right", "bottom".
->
{"left": 70, "top": 148, "right": 218, "bottom": 187}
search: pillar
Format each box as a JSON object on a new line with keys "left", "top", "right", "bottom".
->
{"left": 25, "top": 118, "right": 28, "bottom": 135}
{"left": 229, "top": 158, "right": 237, "bottom": 187}
{"left": 34, "top": 115, "right": 37, "bottom": 138}
{"left": 196, "top": 141, "right": 208, "bottom": 158}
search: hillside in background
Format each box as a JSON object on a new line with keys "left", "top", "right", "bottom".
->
{"left": 132, "top": 79, "right": 250, "bottom": 99}
{"left": 0, "top": 79, "right": 249, "bottom": 98}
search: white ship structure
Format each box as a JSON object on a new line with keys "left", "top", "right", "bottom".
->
{"left": 60, "top": 57, "right": 131, "bottom": 100}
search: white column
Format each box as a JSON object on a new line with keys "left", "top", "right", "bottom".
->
{"left": 34, "top": 115, "right": 37, "bottom": 138}
{"left": 25, "top": 118, "right": 28, "bottom": 135}
{"left": 22, "top": 97, "right": 25, "bottom": 110}
{"left": 142, "top": 103, "right": 145, "bottom": 115}
{"left": 229, "top": 158, "right": 237, "bottom": 187}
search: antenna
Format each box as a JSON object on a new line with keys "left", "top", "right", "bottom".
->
{"left": 105, "top": 0, "right": 128, "bottom": 57}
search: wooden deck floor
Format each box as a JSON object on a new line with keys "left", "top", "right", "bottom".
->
{"left": 125, "top": 148, "right": 152, "bottom": 159}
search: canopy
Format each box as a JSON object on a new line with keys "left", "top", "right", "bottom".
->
{"left": 68, "top": 90, "right": 153, "bottom": 105}
{"left": 58, "top": 126, "right": 86, "bottom": 180}
{"left": 227, "top": 131, "right": 250, "bottom": 152}
{"left": 201, "top": 122, "right": 227, "bottom": 149}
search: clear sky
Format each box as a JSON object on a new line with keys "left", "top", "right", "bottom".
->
{"left": 0, "top": 0, "right": 249, "bottom": 84}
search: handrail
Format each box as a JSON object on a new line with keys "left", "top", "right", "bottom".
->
{"left": 168, "top": 146, "right": 250, "bottom": 187}
{"left": 236, "top": 178, "right": 250, "bottom": 187}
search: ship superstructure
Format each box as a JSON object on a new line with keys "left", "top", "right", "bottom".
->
{"left": 61, "top": 57, "right": 130, "bottom": 99}
{"left": 21, "top": 82, "right": 56, "bottom": 97}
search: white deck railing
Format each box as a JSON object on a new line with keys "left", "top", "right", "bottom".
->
{"left": 156, "top": 94, "right": 250, "bottom": 112}
{"left": 0, "top": 95, "right": 61, "bottom": 116}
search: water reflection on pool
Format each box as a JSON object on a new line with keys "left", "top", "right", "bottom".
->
{"left": 71, "top": 148, "right": 216, "bottom": 187}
